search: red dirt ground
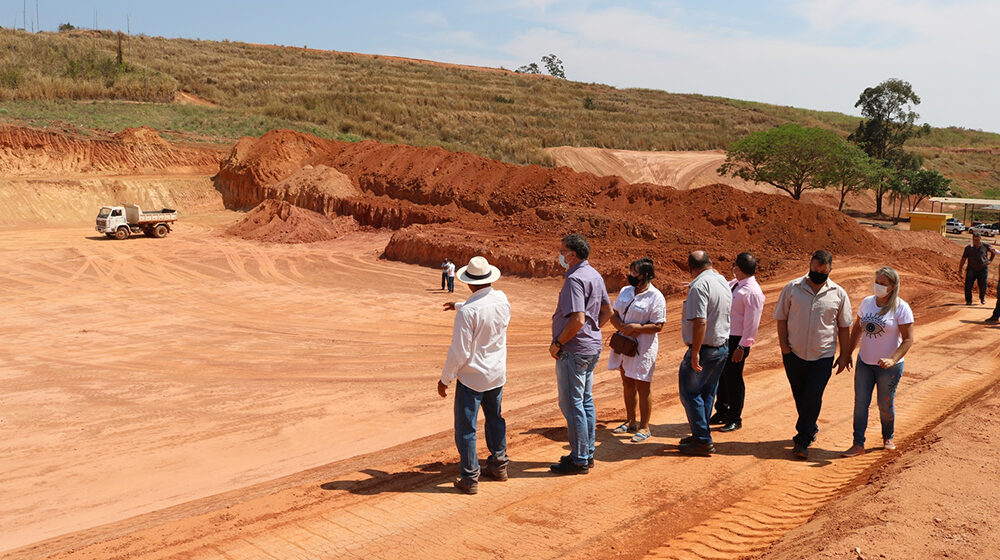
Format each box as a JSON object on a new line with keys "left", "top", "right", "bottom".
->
{"left": 3, "top": 123, "right": 998, "bottom": 560}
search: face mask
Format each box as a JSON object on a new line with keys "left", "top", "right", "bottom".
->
{"left": 558, "top": 253, "right": 570, "bottom": 269}
{"left": 873, "top": 283, "right": 890, "bottom": 298}
{"left": 627, "top": 274, "right": 641, "bottom": 287}
{"left": 808, "top": 270, "right": 829, "bottom": 285}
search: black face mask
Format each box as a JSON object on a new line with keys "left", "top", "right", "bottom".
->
{"left": 808, "top": 270, "right": 829, "bottom": 285}
{"left": 627, "top": 274, "right": 641, "bottom": 287}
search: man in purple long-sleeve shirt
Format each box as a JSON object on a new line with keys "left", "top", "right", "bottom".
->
{"left": 711, "top": 252, "right": 765, "bottom": 433}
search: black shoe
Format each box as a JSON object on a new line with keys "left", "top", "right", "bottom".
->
{"left": 678, "top": 440, "right": 715, "bottom": 456}
{"left": 550, "top": 458, "right": 589, "bottom": 475}
{"left": 483, "top": 464, "right": 508, "bottom": 481}
{"left": 679, "top": 435, "right": 697, "bottom": 445}
{"left": 708, "top": 412, "right": 726, "bottom": 425}
{"left": 986, "top": 316, "right": 999, "bottom": 324}
{"left": 718, "top": 421, "right": 742, "bottom": 432}
{"left": 792, "top": 444, "right": 809, "bottom": 460}
{"left": 560, "top": 454, "right": 594, "bottom": 468}
{"left": 453, "top": 477, "right": 478, "bottom": 494}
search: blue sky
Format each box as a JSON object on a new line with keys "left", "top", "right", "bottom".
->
{"left": 10, "top": 0, "right": 1000, "bottom": 133}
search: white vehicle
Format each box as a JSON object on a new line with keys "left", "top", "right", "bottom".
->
{"left": 946, "top": 222, "right": 966, "bottom": 234}
{"left": 95, "top": 204, "right": 177, "bottom": 240}
{"left": 968, "top": 224, "right": 999, "bottom": 237}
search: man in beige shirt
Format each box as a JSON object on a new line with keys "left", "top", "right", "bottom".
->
{"left": 773, "top": 250, "right": 853, "bottom": 460}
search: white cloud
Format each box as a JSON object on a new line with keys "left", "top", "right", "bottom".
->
{"left": 486, "top": 2, "right": 1000, "bottom": 131}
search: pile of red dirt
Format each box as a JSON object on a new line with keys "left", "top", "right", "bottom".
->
{"left": 226, "top": 199, "right": 358, "bottom": 244}
{"left": 215, "top": 130, "right": 957, "bottom": 292}
{"left": 0, "top": 124, "right": 221, "bottom": 176}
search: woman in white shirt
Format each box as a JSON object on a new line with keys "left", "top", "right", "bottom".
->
{"left": 609, "top": 258, "right": 667, "bottom": 442}
{"left": 842, "top": 267, "right": 915, "bottom": 457}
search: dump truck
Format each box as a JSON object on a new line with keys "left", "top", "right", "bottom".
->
{"left": 95, "top": 204, "right": 178, "bottom": 240}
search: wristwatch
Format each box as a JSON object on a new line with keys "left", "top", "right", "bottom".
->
{"left": 736, "top": 345, "right": 745, "bottom": 352}
{"left": 552, "top": 339, "right": 563, "bottom": 349}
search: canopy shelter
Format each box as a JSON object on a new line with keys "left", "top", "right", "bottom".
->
{"left": 929, "top": 197, "right": 1000, "bottom": 224}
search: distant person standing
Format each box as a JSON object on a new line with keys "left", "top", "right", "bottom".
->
{"left": 441, "top": 258, "right": 450, "bottom": 290}
{"left": 549, "top": 234, "right": 612, "bottom": 475}
{"left": 438, "top": 256, "right": 511, "bottom": 495}
{"left": 608, "top": 257, "right": 666, "bottom": 443}
{"left": 711, "top": 252, "right": 765, "bottom": 433}
{"left": 774, "top": 250, "right": 853, "bottom": 460}
{"left": 676, "top": 250, "right": 732, "bottom": 456}
{"left": 446, "top": 258, "right": 457, "bottom": 293}
{"left": 842, "top": 267, "right": 915, "bottom": 457}
{"left": 959, "top": 232, "right": 994, "bottom": 305}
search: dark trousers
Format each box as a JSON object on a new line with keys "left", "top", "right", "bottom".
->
{"left": 441, "top": 272, "right": 447, "bottom": 290}
{"left": 782, "top": 352, "right": 834, "bottom": 448}
{"left": 992, "top": 291, "right": 1000, "bottom": 320}
{"left": 714, "top": 335, "right": 750, "bottom": 423}
{"left": 965, "top": 268, "right": 988, "bottom": 304}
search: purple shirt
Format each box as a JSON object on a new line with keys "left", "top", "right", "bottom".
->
{"left": 552, "top": 260, "right": 610, "bottom": 355}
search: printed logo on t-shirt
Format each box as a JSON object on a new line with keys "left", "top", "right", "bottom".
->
{"left": 860, "top": 313, "right": 887, "bottom": 338}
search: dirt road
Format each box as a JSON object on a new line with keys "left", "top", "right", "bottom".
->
{"left": 2, "top": 217, "right": 998, "bottom": 559}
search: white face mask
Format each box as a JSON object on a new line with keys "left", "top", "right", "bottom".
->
{"left": 873, "top": 283, "right": 890, "bottom": 298}
{"left": 558, "top": 253, "right": 570, "bottom": 269}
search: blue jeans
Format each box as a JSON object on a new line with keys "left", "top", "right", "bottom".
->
{"left": 852, "top": 359, "right": 903, "bottom": 445}
{"left": 454, "top": 381, "right": 508, "bottom": 481}
{"left": 782, "top": 352, "right": 834, "bottom": 448}
{"left": 555, "top": 350, "right": 600, "bottom": 466}
{"left": 447, "top": 276, "right": 455, "bottom": 292}
{"left": 678, "top": 344, "right": 729, "bottom": 444}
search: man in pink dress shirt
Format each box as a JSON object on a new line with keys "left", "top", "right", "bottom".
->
{"left": 710, "top": 253, "right": 765, "bottom": 432}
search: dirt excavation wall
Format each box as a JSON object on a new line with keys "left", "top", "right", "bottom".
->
{"left": 0, "top": 125, "right": 226, "bottom": 225}
{"left": 215, "top": 129, "right": 961, "bottom": 292}
{"left": 0, "top": 177, "right": 223, "bottom": 225}
{"left": 0, "top": 125, "right": 221, "bottom": 176}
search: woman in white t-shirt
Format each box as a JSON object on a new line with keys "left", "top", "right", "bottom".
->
{"left": 842, "top": 267, "right": 915, "bottom": 457}
{"left": 608, "top": 258, "right": 667, "bottom": 443}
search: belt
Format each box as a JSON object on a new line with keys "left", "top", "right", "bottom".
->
{"left": 687, "top": 343, "right": 725, "bottom": 349}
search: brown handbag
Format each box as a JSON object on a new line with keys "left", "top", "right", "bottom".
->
{"left": 609, "top": 299, "right": 639, "bottom": 357}
{"left": 610, "top": 331, "right": 639, "bottom": 357}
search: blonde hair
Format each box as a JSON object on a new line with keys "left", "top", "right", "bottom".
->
{"left": 875, "top": 266, "right": 900, "bottom": 316}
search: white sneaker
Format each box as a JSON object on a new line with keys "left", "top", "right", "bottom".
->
{"left": 883, "top": 438, "right": 896, "bottom": 450}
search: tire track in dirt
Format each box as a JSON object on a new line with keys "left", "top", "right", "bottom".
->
{"left": 644, "top": 309, "right": 1000, "bottom": 559}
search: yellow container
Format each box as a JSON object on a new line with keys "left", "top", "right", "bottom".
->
{"left": 907, "top": 212, "right": 951, "bottom": 234}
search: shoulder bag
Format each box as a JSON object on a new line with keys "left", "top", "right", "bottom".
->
{"left": 609, "top": 298, "right": 639, "bottom": 357}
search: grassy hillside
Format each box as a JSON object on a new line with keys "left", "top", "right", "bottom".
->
{"left": 1, "top": 28, "right": 998, "bottom": 194}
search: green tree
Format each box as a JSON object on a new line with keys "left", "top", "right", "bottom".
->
{"left": 848, "top": 78, "right": 923, "bottom": 214}
{"left": 542, "top": 54, "right": 565, "bottom": 79}
{"left": 718, "top": 124, "right": 846, "bottom": 200}
{"left": 821, "top": 142, "right": 882, "bottom": 211}
{"left": 515, "top": 62, "right": 540, "bottom": 74}
{"left": 886, "top": 168, "right": 952, "bottom": 223}
{"left": 906, "top": 168, "right": 951, "bottom": 211}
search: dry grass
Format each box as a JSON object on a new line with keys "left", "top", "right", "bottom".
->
{"left": 1, "top": 28, "right": 998, "bottom": 195}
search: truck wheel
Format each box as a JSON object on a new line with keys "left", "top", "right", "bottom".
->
{"left": 114, "top": 227, "right": 129, "bottom": 240}
{"left": 153, "top": 224, "right": 169, "bottom": 238}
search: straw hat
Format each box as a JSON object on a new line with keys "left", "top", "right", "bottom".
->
{"left": 457, "top": 256, "right": 501, "bottom": 285}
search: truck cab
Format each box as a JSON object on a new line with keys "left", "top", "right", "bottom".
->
{"left": 96, "top": 206, "right": 128, "bottom": 237}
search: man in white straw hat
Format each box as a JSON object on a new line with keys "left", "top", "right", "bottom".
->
{"left": 438, "top": 256, "right": 511, "bottom": 495}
